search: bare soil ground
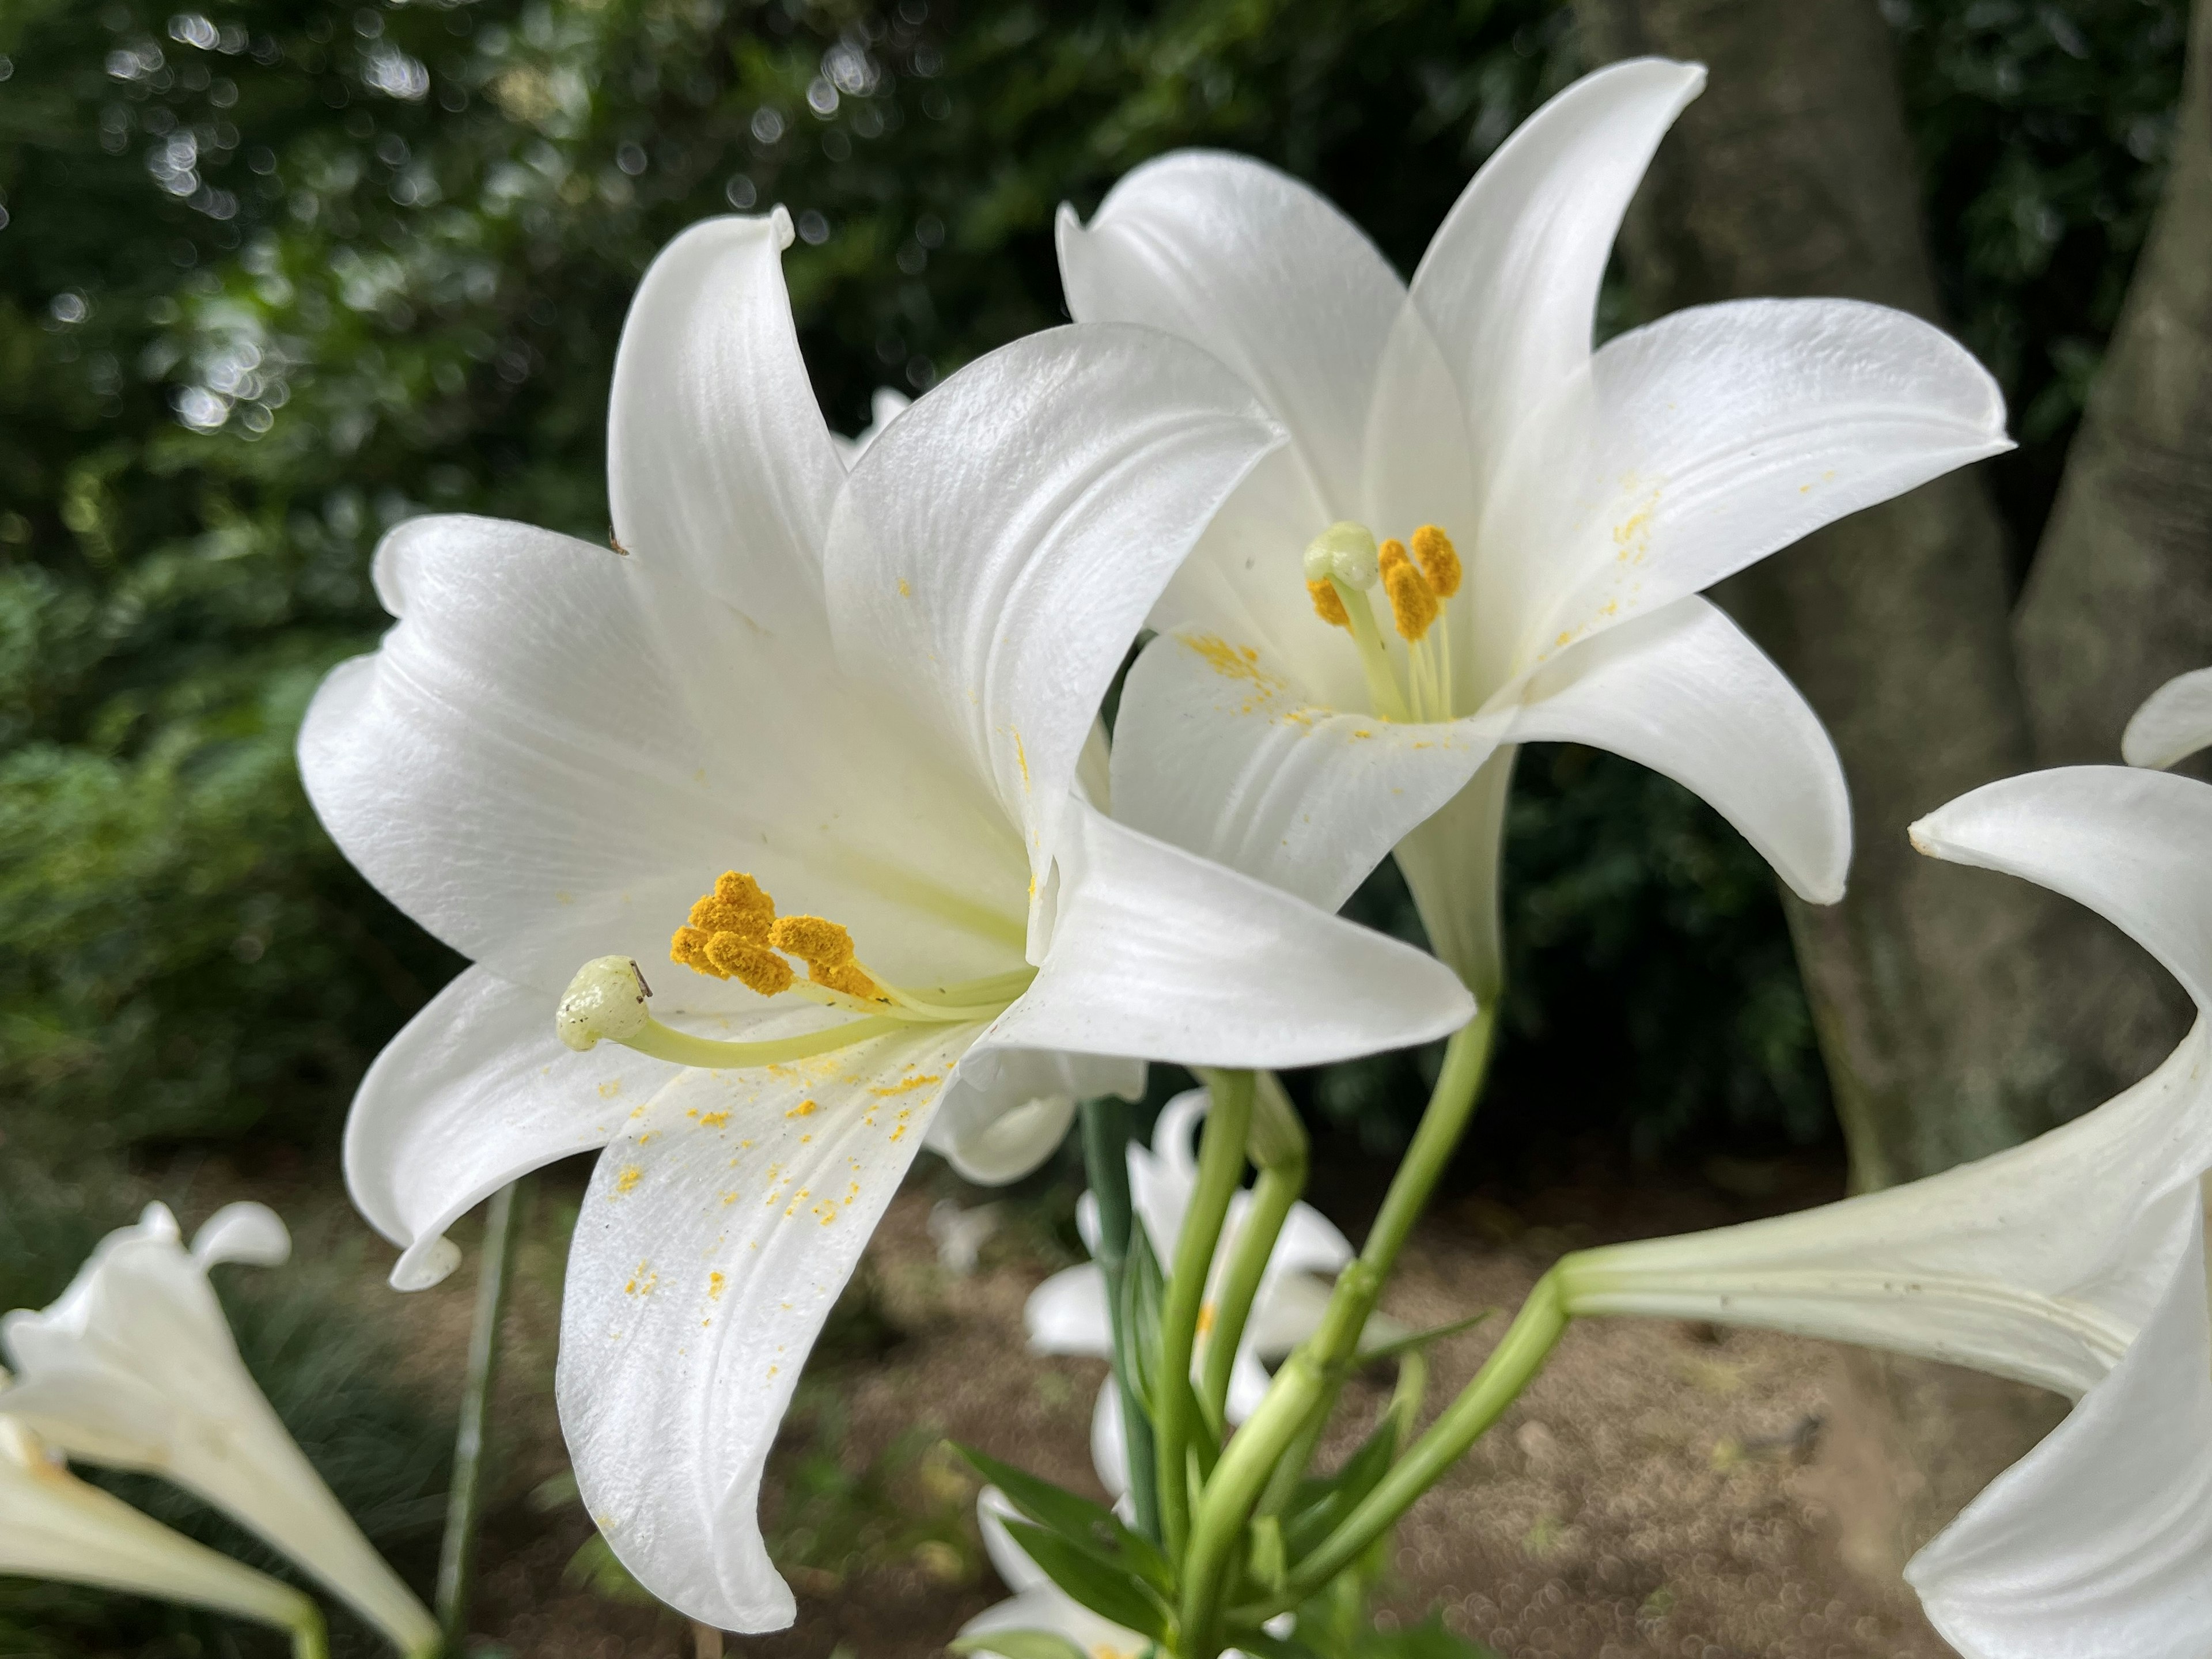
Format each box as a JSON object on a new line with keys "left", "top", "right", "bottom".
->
{"left": 178, "top": 1148, "right": 1967, "bottom": 1659}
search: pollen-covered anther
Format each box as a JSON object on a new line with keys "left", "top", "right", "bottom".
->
{"left": 704, "top": 933, "right": 795, "bottom": 997}
{"left": 1306, "top": 578, "right": 1350, "bottom": 630}
{"left": 689, "top": 870, "right": 777, "bottom": 940}
{"left": 770, "top": 915, "right": 885, "bottom": 1001}
{"left": 1378, "top": 539, "right": 1438, "bottom": 642}
{"left": 1410, "top": 524, "right": 1461, "bottom": 599}
{"left": 672, "top": 869, "right": 789, "bottom": 987}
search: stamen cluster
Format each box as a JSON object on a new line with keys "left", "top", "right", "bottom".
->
{"left": 672, "top": 871, "right": 886, "bottom": 1002}
{"left": 1300, "top": 520, "right": 1462, "bottom": 723}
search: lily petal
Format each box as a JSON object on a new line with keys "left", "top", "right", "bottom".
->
{"left": 300, "top": 513, "right": 1028, "bottom": 997}
{"left": 2123, "top": 666, "right": 2212, "bottom": 771}
{"left": 0, "top": 1210, "right": 439, "bottom": 1653}
{"left": 1499, "top": 597, "right": 1851, "bottom": 904}
{"left": 1906, "top": 1201, "right": 2212, "bottom": 1657}
{"left": 556, "top": 1027, "right": 972, "bottom": 1631}
{"left": 189, "top": 1203, "right": 291, "bottom": 1271}
{"left": 1407, "top": 57, "right": 1705, "bottom": 503}
{"left": 0, "top": 1419, "right": 319, "bottom": 1639}
{"left": 1056, "top": 151, "right": 1404, "bottom": 536}
{"left": 988, "top": 800, "right": 1474, "bottom": 1071}
{"left": 824, "top": 324, "right": 1281, "bottom": 949}
{"left": 1025, "top": 1263, "right": 1112, "bottom": 1355}
{"left": 1912, "top": 766, "right": 2212, "bottom": 1009}
{"left": 343, "top": 964, "right": 669, "bottom": 1291}
{"left": 1109, "top": 628, "right": 1498, "bottom": 912}
{"left": 976, "top": 1486, "right": 1054, "bottom": 1596}
{"left": 928, "top": 1048, "right": 1143, "bottom": 1187}
{"left": 1487, "top": 298, "right": 2010, "bottom": 678}
{"left": 607, "top": 211, "right": 844, "bottom": 634}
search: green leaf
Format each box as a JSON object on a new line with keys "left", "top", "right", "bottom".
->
{"left": 999, "top": 1520, "right": 1173, "bottom": 1642}
{"left": 1354, "top": 1613, "right": 1502, "bottom": 1659}
{"left": 1283, "top": 1421, "right": 1399, "bottom": 1560}
{"left": 950, "top": 1444, "right": 1173, "bottom": 1592}
{"left": 949, "top": 1631, "right": 1093, "bottom": 1659}
{"left": 1357, "top": 1308, "right": 1495, "bottom": 1365}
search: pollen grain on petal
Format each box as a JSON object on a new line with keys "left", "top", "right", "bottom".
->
{"left": 1410, "top": 525, "right": 1461, "bottom": 598}
{"left": 1379, "top": 539, "right": 1438, "bottom": 642}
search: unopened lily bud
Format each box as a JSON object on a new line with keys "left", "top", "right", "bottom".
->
{"left": 557, "top": 956, "right": 653, "bottom": 1051}
{"left": 1302, "top": 521, "right": 1380, "bottom": 590}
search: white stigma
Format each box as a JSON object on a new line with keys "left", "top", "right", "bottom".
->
{"left": 1302, "top": 521, "right": 1380, "bottom": 589}
{"left": 557, "top": 956, "right": 653, "bottom": 1051}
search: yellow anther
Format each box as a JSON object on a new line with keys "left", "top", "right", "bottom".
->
{"left": 1378, "top": 539, "right": 1438, "bottom": 642}
{"left": 1306, "top": 578, "right": 1350, "bottom": 630}
{"left": 688, "top": 870, "right": 776, "bottom": 942}
{"left": 1411, "top": 524, "right": 1461, "bottom": 599}
{"left": 771, "top": 915, "right": 885, "bottom": 1001}
{"left": 706, "top": 933, "right": 796, "bottom": 997}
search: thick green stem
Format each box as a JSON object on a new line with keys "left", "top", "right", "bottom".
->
{"left": 290, "top": 1604, "right": 331, "bottom": 1659}
{"left": 1244, "top": 1269, "right": 1567, "bottom": 1619}
{"left": 1198, "top": 1075, "right": 1308, "bottom": 1432}
{"left": 1179, "top": 1350, "right": 1328, "bottom": 1657}
{"left": 435, "top": 1181, "right": 520, "bottom": 1658}
{"left": 1081, "top": 1096, "right": 1161, "bottom": 1542}
{"left": 1156, "top": 1070, "right": 1253, "bottom": 1558}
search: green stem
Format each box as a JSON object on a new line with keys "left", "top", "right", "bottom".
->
{"left": 435, "top": 1181, "right": 520, "bottom": 1658}
{"left": 1243, "top": 1268, "right": 1567, "bottom": 1620}
{"left": 1081, "top": 1096, "right": 1161, "bottom": 1543}
{"left": 1198, "top": 1075, "right": 1307, "bottom": 1433}
{"left": 1179, "top": 1350, "right": 1328, "bottom": 1657}
{"left": 619, "top": 1014, "right": 906, "bottom": 1069}
{"left": 290, "top": 1604, "right": 330, "bottom": 1659}
{"left": 1272, "top": 1003, "right": 1497, "bottom": 1485}
{"left": 1156, "top": 1070, "right": 1253, "bottom": 1558}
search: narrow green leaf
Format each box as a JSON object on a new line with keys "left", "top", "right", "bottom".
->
{"left": 1353, "top": 1612, "right": 1502, "bottom": 1659}
{"left": 950, "top": 1444, "right": 1173, "bottom": 1592}
{"left": 1000, "top": 1520, "right": 1172, "bottom": 1642}
{"left": 1283, "top": 1421, "right": 1399, "bottom": 1559}
{"left": 949, "top": 1630, "right": 1093, "bottom": 1659}
{"left": 1357, "top": 1308, "right": 1495, "bottom": 1365}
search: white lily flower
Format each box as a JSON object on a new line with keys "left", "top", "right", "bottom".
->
{"left": 0, "top": 1203, "right": 437, "bottom": 1656}
{"left": 0, "top": 1415, "right": 323, "bottom": 1650}
{"left": 1554, "top": 759, "right": 2212, "bottom": 1655}
{"left": 298, "top": 210, "right": 1474, "bottom": 1631}
{"left": 1065, "top": 58, "right": 2011, "bottom": 991}
{"left": 1028, "top": 1088, "right": 1354, "bottom": 1451}
{"left": 2122, "top": 665, "right": 2212, "bottom": 771}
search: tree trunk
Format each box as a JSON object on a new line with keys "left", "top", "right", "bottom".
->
{"left": 2014, "top": 0, "right": 2212, "bottom": 772}
{"left": 1573, "top": 0, "right": 2180, "bottom": 1585}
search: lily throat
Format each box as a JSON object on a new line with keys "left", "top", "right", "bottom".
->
{"left": 1302, "top": 519, "right": 1461, "bottom": 724}
{"left": 554, "top": 870, "right": 1033, "bottom": 1070}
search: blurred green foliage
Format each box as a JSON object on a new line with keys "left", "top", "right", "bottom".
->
{"left": 0, "top": 0, "right": 2186, "bottom": 1169}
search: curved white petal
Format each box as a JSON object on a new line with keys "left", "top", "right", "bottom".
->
{"left": 1092, "top": 1378, "right": 1130, "bottom": 1498}
{"left": 824, "top": 324, "right": 1281, "bottom": 948}
{"left": 1911, "top": 767, "right": 2212, "bottom": 1010}
{"left": 189, "top": 1203, "right": 290, "bottom": 1270}
{"left": 1499, "top": 597, "right": 1851, "bottom": 904}
{"left": 1056, "top": 151, "right": 1404, "bottom": 534}
{"left": 0, "top": 1420, "right": 317, "bottom": 1637}
{"left": 1224, "top": 1345, "right": 1278, "bottom": 1423}
{"left": 607, "top": 211, "right": 844, "bottom": 634}
{"left": 991, "top": 800, "right": 1474, "bottom": 1073}
{"left": 1484, "top": 298, "right": 2010, "bottom": 679}
{"left": 1393, "top": 748, "right": 1517, "bottom": 997}
{"left": 960, "top": 1584, "right": 1145, "bottom": 1659}
{"left": 300, "top": 513, "right": 1029, "bottom": 996}
{"left": 1025, "top": 1264, "right": 1112, "bottom": 1357}
{"left": 1109, "top": 628, "right": 1499, "bottom": 912}
{"left": 1406, "top": 57, "right": 1705, "bottom": 504}
{"left": 832, "top": 387, "right": 911, "bottom": 467}
{"left": 1244, "top": 1270, "right": 1341, "bottom": 1359}
{"left": 557, "top": 1026, "right": 972, "bottom": 1632}
{"left": 1563, "top": 1020, "right": 2212, "bottom": 1397}
{"left": 929, "top": 1049, "right": 1143, "bottom": 1188}
{"left": 2123, "top": 666, "right": 2212, "bottom": 771}
{"left": 343, "top": 964, "right": 674, "bottom": 1291}
{"left": 1907, "top": 1202, "right": 2212, "bottom": 1657}
{"left": 0, "top": 1213, "right": 438, "bottom": 1652}
{"left": 976, "top": 1485, "right": 1054, "bottom": 1595}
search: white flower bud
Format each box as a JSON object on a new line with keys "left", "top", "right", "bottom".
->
{"left": 1302, "top": 521, "right": 1380, "bottom": 589}
{"left": 557, "top": 956, "right": 653, "bottom": 1051}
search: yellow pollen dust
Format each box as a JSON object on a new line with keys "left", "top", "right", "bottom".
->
{"left": 770, "top": 914, "right": 884, "bottom": 1001}
{"left": 1306, "top": 578, "right": 1350, "bottom": 630}
{"left": 1378, "top": 539, "right": 1439, "bottom": 642}
{"left": 1410, "top": 524, "right": 1461, "bottom": 599}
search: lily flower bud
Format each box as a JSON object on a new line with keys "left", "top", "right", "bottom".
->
{"left": 1302, "top": 521, "right": 1380, "bottom": 589}
{"left": 557, "top": 956, "right": 654, "bottom": 1051}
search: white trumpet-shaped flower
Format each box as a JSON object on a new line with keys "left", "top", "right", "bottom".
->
{"left": 0, "top": 1415, "right": 323, "bottom": 1650}
{"left": 300, "top": 211, "right": 1474, "bottom": 1632}
{"left": 1027, "top": 1088, "right": 1353, "bottom": 1452}
{"left": 1067, "top": 58, "right": 2012, "bottom": 992}
{"left": 0, "top": 1203, "right": 436, "bottom": 1655}
{"left": 1556, "top": 753, "right": 2212, "bottom": 1656}
{"left": 2122, "top": 665, "right": 2212, "bottom": 771}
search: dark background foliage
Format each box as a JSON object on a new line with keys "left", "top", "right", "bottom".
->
{"left": 0, "top": 0, "right": 2184, "bottom": 1176}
